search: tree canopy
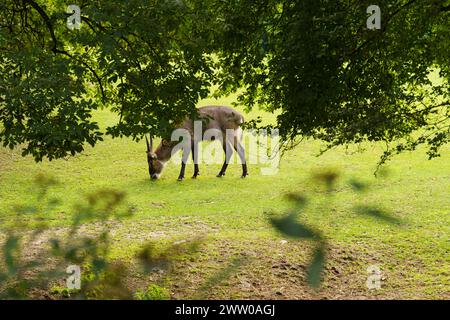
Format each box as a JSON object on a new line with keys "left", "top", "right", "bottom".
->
{"left": 0, "top": 0, "right": 449, "bottom": 162}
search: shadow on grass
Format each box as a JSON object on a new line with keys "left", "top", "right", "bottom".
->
{"left": 353, "top": 205, "right": 403, "bottom": 225}
{"left": 266, "top": 170, "right": 404, "bottom": 290}
{"left": 196, "top": 256, "right": 251, "bottom": 299}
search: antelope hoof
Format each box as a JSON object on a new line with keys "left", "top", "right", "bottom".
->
{"left": 192, "top": 175, "right": 199, "bottom": 179}
{"left": 216, "top": 173, "right": 225, "bottom": 178}
{"left": 177, "top": 176, "right": 184, "bottom": 181}
{"left": 241, "top": 173, "right": 248, "bottom": 178}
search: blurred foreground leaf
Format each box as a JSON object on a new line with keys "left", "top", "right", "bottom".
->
{"left": 270, "top": 212, "right": 318, "bottom": 239}
{"left": 354, "top": 206, "right": 403, "bottom": 225}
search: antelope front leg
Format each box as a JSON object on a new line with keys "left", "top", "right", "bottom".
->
{"left": 217, "top": 140, "right": 233, "bottom": 177}
{"left": 177, "top": 162, "right": 186, "bottom": 181}
{"left": 192, "top": 141, "right": 200, "bottom": 179}
{"left": 235, "top": 139, "right": 248, "bottom": 178}
{"left": 178, "top": 145, "right": 191, "bottom": 181}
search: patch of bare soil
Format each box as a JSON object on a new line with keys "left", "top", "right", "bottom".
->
{"left": 147, "top": 238, "right": 447, "bottom": 300}
{"left": 0, "top": 217, "right": 220, "bottom": 299}
{"left": 2, "top": 222, "right": 448, "bottom": 300}
{"left": 154, "top": 240, "right": 366, "bottom": 300}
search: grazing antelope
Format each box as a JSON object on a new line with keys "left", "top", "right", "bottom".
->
{"left": 146, "top": 106, "right": 248, "bottom": 181}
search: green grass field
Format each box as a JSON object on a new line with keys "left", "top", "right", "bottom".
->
{"left": 0, "top": 93, "right": 449, "bottom": 299}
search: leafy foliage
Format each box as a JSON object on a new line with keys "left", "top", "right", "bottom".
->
{"left": 269, "top": 169, "right": 403, "bottom": 289}
{"left": 0, "top": 174, "right": 199, "bottom": 299}
{"left": 0, "top": 0, "right": 214, "bottom": 160}
{"left": 0, "top": 0, "right": 449, "bottom": 162}
{"left": 212, "top": 0, "right": 450, "bottom": 163}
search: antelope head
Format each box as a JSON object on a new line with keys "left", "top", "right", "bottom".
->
{"left": 145, "top": 135, "right": 161, "bottom": 180}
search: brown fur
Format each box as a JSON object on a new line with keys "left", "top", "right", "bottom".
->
{"left": 147, "top": 105, "right": 247, "bottom": 180}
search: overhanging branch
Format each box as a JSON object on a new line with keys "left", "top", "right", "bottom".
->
{"left": 23, "top": 0, "right": 106, "bottom": 101}
{"left": 23, "top": 0, "right": 58, "bottom": 52}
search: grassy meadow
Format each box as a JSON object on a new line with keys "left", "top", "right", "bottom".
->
{"left": 0, "top": 92, "right": 449, "bottom": 299}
